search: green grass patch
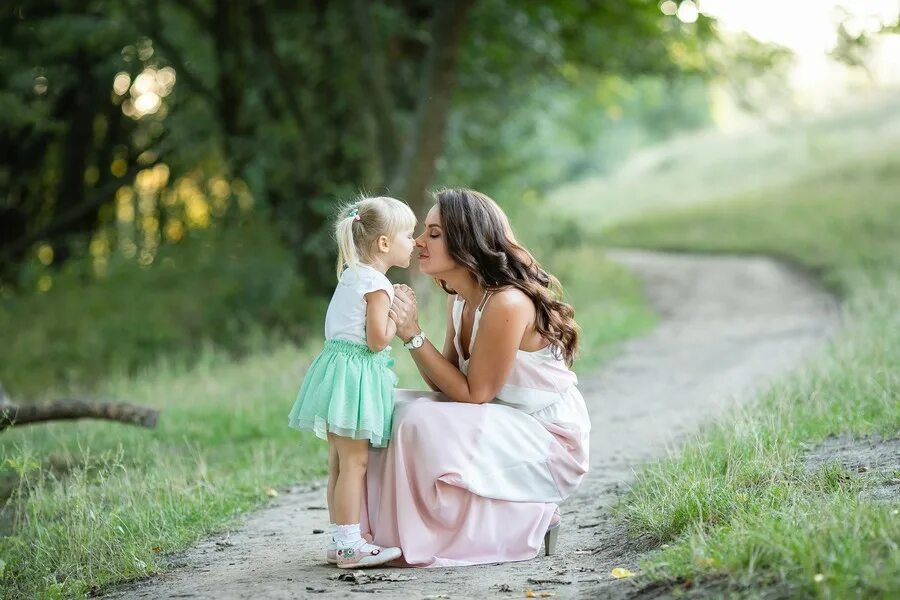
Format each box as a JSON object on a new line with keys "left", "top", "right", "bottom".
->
{"left": 0, "top": 236, "right": 651, "bottom": 597}
{"left": 0, "top": 343, "right": 328, "bottom": 598}
{"left": 604, "top": 153, "right": 900, "bottom": 597}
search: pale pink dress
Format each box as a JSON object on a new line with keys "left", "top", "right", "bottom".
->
{"left": 360, "top": 293, "right": 591, "bottom": 567}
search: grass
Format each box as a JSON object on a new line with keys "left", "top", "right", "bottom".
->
{"left": 0, "top": 237, "right": 651, "bottom": 597}
{"left": 539, "top": 92, "right": 900, "bottom": 234}
{"left": 602, "top": 150, "right": 900, "bottom": 597}
{"left": 0, "top": 344, "right": 327, "bottom": 598}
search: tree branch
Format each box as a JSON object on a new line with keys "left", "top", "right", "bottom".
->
{"left": 0, "top": 400, "right": 159, "bottom": 431}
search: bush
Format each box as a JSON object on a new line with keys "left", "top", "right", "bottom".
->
{"left": 0, "top": 220, "right": 323, "bottom": 397}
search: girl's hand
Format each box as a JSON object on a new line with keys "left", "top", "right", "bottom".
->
{"left": 389, "top": 287, "right": 420, "bottom": 342}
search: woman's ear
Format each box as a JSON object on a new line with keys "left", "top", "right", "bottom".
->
{"left": 377, "top": 234, "right": 390, "bottom": 253}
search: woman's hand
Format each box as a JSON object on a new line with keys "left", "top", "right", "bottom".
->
{"left": 393, "top": 284, "right": 416, "bottom": 303}
{"left": 390, "top": 285, "right": 420, "bottom": 342}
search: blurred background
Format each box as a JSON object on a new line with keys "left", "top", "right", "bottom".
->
{"left": 2, "top": 0, "right": 899, "bottom": 395}
{"left": 1, "top": 1, "right": 899, "bottom": 596}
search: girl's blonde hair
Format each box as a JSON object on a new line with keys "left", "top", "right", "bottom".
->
{"left": 335, "top": 196, "right": 417, "bottom": 279}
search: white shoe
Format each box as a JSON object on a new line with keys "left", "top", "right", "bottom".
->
{"left": 336, "top": 541, "right": 402, "bottom": 569}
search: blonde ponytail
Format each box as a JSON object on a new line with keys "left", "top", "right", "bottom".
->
{"left": 335, "top": 207, "right": 361, "bottom": 278}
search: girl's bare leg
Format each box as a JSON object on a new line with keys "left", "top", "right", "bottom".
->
{"left": 326, "top": 437, "right": 340, "bottom": 524}
{"left": 330, "top": 435, "right": 369, "bottom": 525}
{"left": 328, "top": 435, "right": 401, "bottom": 567}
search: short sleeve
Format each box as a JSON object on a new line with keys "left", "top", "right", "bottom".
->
{"left": 358, "top": 268, "right": 394, "bottom": 302}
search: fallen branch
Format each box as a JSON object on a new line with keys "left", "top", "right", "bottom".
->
{"left": 0, "top": 399, "right": 159, "bottom": 431}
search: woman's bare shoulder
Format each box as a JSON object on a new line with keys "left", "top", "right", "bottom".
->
{"left": 486, "top": 287, "right": 534, "bottom": 315}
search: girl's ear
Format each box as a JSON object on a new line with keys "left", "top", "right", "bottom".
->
{"left": 377, "top": 234, "right": 390, "bottom": 253}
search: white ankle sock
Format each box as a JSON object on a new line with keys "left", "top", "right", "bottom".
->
{"left": 329, "top": 522, "right": 338, "bottom": 546}
{"left": 334, "top": 523, "right": 362, "bottom": 548}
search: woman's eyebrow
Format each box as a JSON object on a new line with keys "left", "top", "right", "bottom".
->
{"left": 426, "top": 223, "right": 442, "bottom": 229}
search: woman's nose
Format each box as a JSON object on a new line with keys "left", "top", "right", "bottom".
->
{"left": 414, "top": 233, "right": 426, "bottom": 247}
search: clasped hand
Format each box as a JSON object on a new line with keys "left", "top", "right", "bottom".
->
{"left": 389, "top": 284, "right": 419, "bottom": 342}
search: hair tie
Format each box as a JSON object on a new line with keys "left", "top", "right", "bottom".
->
{"left": 348, "top": 207, "right": 361, "bottom": 221}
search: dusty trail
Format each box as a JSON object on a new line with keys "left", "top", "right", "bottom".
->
{"left": 110, "top": 250, "right": 839, "bottom": 599}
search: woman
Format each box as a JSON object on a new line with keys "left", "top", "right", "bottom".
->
{"left": 360, "top": 188, "right": 590, "bottom": 567}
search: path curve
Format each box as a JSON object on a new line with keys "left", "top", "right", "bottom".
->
{"left": 110, "top": 250, "right": 840, "bottom": 599}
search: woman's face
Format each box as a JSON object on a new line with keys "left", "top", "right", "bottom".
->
{"left": 415, "top": 205, "right": 456, "bottom": 276}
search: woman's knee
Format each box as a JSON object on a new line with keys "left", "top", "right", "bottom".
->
{"left": 396, "top": 400, "right": 435, "bottom": 428}
{"left": 395, "top": 400, "right": 454, "bottom": 440}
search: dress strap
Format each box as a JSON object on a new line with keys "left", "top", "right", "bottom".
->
{"left": 476, "top": 289, "right": 492, "bottom": 312}
{"left": 469, "top": 290, "right": 494, "bottom": 352}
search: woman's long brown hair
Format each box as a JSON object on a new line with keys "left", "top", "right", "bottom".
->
{"left": 435, "top": 188, "right": 580, "bottom": 366}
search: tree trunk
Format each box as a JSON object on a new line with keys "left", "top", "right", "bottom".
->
{"left": 349, "top": 0, "right": 402, "bottom": 184}
{"left": 52, "top": 51, "right": 98, "bottom": 264}
{"left": 390, "top": 0, "right": 477, "bottom": 219}
{"left": 0, "top": 399, "right": 159, "bottom": 431}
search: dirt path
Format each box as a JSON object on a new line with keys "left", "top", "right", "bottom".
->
{"left": 109, "top": 250, "right": 840, "bottom": 599}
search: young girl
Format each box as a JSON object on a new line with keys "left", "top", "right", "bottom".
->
{"left": 288, "top": 196, "right": 416, "bottom": 569}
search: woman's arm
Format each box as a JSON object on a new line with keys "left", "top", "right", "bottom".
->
{"left": 364, "top": 290, "right": 396, "bottom": 352}
{"left": 393, "top": 290, "right": 532, "bottom": 404}
{"left": 414, "top": 294, "right": 461, "bottom": 392}
{"left": 390, "top": 289, "right": 458, "bottom": 392}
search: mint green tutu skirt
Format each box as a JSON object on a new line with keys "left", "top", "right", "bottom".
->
{"left": 288, "top": 339, "right": 398, "bottom": 448}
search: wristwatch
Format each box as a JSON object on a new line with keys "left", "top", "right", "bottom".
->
{"left": 404, "top": 331, "right": 426, "bottom": 350}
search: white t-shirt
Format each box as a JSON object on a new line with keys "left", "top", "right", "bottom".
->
{"left": 324, "top": 264, "right": 395, "bottom": 345}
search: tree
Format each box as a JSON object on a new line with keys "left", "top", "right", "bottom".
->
{"left": 0, "top": 2, "right": 166, "bottom": 282}
{"left": 1, "top": 0, "right": 718, "bottom": 294}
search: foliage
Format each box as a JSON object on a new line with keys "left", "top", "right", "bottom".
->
{"left": 0, "top": 2, "right": 152, "bottom": 280}
{"left": 1, "top": 0, "right": 718, "bottom": 294}
{"left": 0, "top": 0, "right": 728, "bottom": 394}
{"left": 0, "top": 219, "right": 319, "bottom": 396}
{"left": 439, "top": 74, "right": 713, "bottom": 211}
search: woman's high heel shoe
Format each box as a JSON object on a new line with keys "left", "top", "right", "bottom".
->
{"left": 543, "top": 509, "right": 562, "bottom": 556}
{"left": 543, "top": 523, "right": 560, "bottom": 556}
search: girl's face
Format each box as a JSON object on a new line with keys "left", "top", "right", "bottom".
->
{"left": 415, "top": 205, "right": 456, "bottom": 276}
{"left": 386, "top": 225, "right": 417, "bottom": 269}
